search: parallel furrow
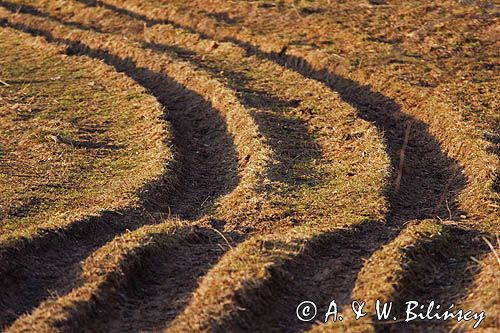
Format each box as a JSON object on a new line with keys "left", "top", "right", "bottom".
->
{"left": 114, "top": 0, "right": 498, "bottom": 225}
{"left": 95, "top": 2, "right": 499, "bottom": 332}
{"left": 35, "top": 2, "right": 398, "bottom": 332}
{"left": 0, "top": 3, "right": 270, "bottom": 331}
{"left": 1, "top": 1, "right": 498, "bottom": 332}
{"left": 2, "top": 1, "right": 388, "bottom": 332}
{"left": 306, "top": 220, "right": 490, "bottom": 333}
{"left": 21, "top": 1, "right": 495, "bottom": 333}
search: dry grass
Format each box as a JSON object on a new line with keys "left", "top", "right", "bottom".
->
{"left": 0, "top": 25, "right": 171, "bottom": 244}
{"left": 307, "top": 220, "right": 445, "bottom": 333}
{"left": 308, "top": 220, "right": 493, "bottom": 332}
{"left": 129, "top": 0, "right": 499, "bottom": 227}
{"left": 0, "top": 2, "right": 273, "bottom": 330}
{"left": 0, "top": 0, "right": 271, "bottom": 232}
{"left": 7, "top": 220, "right": 187, "bottom": 331}
{"left": 7, "top": 220, "right": 230, "bottom": 332}
{"left": 0, "top": 1, "right": 389, "bottom": 331}
{"left": 100, "top": 1, "right": 498, "bottom": 331}
{"left": 0, "top": 0, "right": 498, "bottom": 332}
{"left": 457, "top": 242, "right": 500, "bottom": 332}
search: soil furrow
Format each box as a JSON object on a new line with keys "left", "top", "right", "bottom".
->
{"left": 305, "top": 220, "right": 492, "bottom": 333}
{"left": 65, "top": 0, "right": 468, "bottom": 215}
{"left": 220, "top": 31, "right": 469, "bottom": 333}
{"left": 377, "top": 225, "right": 490, "bottom": 333}
{"left": 8, "top": 0, "right": 467, "bottom": 217}
{"left": 145, "top": 0, "right": 499, "bottom": 221}
{"left": 1, "top": 1, "right": 497, "bottom": 332}
{"left": 98, "top": 237, "right": 219, "bottom": 333}
{"left": 0, "top": 211, "right": 142, "bottom": 329}
{"left": 99, "top": 0, "right": 498, "bottom": 226}
{"left": 307, "top": 227, "right": 495, "bottom": 332}
{"left": 29, "top": 3, "right": 390, "bottom": 332}
{"left": 0, "top": 6, "right": 268, "bottom": 329}
{"left": 85, "top": 4, "right": 483, "bottom": 333}
{"left": 8, "top": 224, "right": 231, "bottom": 333}
{"left": 0, "top": 5, "right": 370, "bottom": 331}
{"left": 211, "top": 221, "right": 395, "bottom": 333}
{"left": 53, "top": 2, "right": 482, "bottom": 332}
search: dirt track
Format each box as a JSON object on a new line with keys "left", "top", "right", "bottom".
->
{"left": 0, "top": 1, "right": 498, "bottom": 332}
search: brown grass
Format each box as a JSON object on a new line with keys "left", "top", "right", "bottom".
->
{"left": 0, "top": 0, "right": 498, "bottom": 332}
{"left": 116, "top": 0, "right": 499, "bottom": 226}
{"left": 457, "top": 242, "right": 500, "bottom": 332}
{"left": 0, "top": 24, "right": 172, "bottom": 244}
{"left": 0, "top": 2, "right": 273, "bottom": 330}
{"left": 7, "top": 221, "right": 225, "bottom": 332}
{"left": 100, "top": 2, "right": 498, "bottom": 331}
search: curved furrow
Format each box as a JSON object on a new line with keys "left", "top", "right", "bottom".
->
{"left": 0, "top": 0, "right": 269, "bottom": 224}
{"left": 101, "top": 0, "right": 498, "bottom": 225}
{"left": 114, "top": 13, "right": 389, "bottom": 333}
{"left": 83, "top": 2, "right": 500, "bottom": 332}
{"left": 8, "top": 2, "right": 393, "bottom": 332}
{"left": 0, "top": 24, "right": 173, "bottom": 329}
{"left": 455, "top": 247, "right": 500, "bottom": 333}
{"left": 65, "top": 0, "right": 499, "bottom": 220}
{"left": 1, "top": 1, "right": 497, "bottom": 332}
{"left": 305, "top": 220, "right": 491, "bottom": 333}
{"left": 372, "top": 225, "right": 490, "bottom": 333}
{"left": 79, "top": 2, "right": 477, "bottom": 332}
{"left": 34, "top": 1, "right": 496, "bottom": 332}
{"left": 0, "top": 15, "right": 172, "bottom": 248}
{"left": 44, "top": 0, "right": 496, "bottom": 219}
{"left": 77, "top": 0, "right": 494, "bottom": 212}
{"left": 7, "top": 222, "right": 228, "bottom": 332}
{"left": 0, "top": 5, "right": 270, "bottom": 331}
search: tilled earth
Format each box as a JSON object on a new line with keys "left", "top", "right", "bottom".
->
{"left": 0, "top": 1, "right": 498, "bottom": 333}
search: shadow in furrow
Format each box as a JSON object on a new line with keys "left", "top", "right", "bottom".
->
{"left": 376, "top": 226, "right": 490, "bottom": 333}
{"left": 143, "top": 40, "right": 324, "bottom": 231}
{"left": 72, "top": 0, "right": 466, "bottom": 219}
{"left": 218, "top": 38, "right": 466, "bottom": 223}
{"left": 0, "top": 19, "right": 238, "bottom": 330}
{"left": 74, "top": 0, "right": 165, "bottom": 26}
{"left": 66, "top": 3, "right": 480, "bottom": 331}
{"left": 113, "top": 244, "right": 220, "bottom": 332}
{"left": 217, "top": 38, "right": 473, "bottom": 333}
{"left": 3, "top": 3, "right": 489, "bottom": 332}
{"left": 147, "top": 40, "right": 322, "bottom": 185}
{"left": 0, "top": 0, "right": 104, "bottom": 32}
{"left": 133, "top": 41, "right": 385, "bottom": 332}
{"left": 220, "top": 220, "right": 393, "bottom": 333}
{"left": 73, "top": 0, "right": 213, "bottom": 38}
{"left": 71, "top": 227, "right": 238, "bottom": 333}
